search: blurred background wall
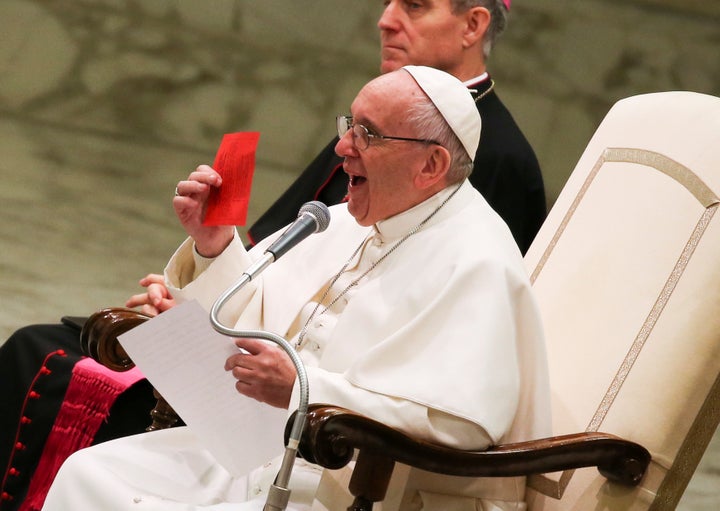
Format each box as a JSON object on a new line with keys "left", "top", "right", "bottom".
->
{"left": 0, "top": 1, "right": 718, "bottom": 508}
{"left": 1, "top": 0, "right": 718, "bottom": 333}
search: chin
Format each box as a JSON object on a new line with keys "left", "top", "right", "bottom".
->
{"left": 348, "top": 209, "right": 373, "bottom": 227}
{"left": 380, "top": 60, "right": 404, "bottom": 74}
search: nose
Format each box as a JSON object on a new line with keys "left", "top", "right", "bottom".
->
{"left": 377, "top": 1, "right": 399, "bottom": 31}
{"left": 335, "top": 129, "right": 358, "bottom": 158}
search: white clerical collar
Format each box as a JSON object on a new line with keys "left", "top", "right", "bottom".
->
{"left": 462, "top": 72, "right": 489, "bottom": 88}
{"left": 373, "top": 181, "right": 469, "bottom": 241}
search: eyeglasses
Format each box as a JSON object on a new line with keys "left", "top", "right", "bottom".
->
{"left": 336, "top": 115, "right": 441, "bottom": 151}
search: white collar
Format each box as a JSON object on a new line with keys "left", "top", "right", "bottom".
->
{"left": 373, "top": 181, "right": 470, "bottom": 241}
{"left": 462, "top": 72, "right": 489, "bottom": 88}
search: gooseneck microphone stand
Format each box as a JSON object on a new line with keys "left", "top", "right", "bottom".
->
{"left": 209, "top": 254, "right": 308, "bottom": 511}
{"left": 208, "top": 201, "right": 330, "bottom": 511}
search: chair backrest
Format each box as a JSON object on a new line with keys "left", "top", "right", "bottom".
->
{"left": 522, "top": 91, "right": 720, "bottom": 510}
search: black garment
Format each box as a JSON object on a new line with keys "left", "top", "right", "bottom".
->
{"left": 248, "top": 78, "right": 546, "bottom": 255}
{"left": 246, "top": 143, "right": 345, "bottom": 246}
{"left": 0, "top": 322, "right": 158, "bottom": 510}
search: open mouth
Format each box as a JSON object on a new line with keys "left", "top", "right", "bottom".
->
{"left": 349, "top": 175, "right": 367, "bottom": 187}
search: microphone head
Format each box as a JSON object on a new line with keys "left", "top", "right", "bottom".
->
{"left": 298, "top": 201, "right": 331, "bottom": 233}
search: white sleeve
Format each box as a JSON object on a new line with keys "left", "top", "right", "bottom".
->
{"left": 164, "top": 230, "right": 260, "bottom": 326}
{"left": 289, "top": 366, "right": 492, "bottom": 451}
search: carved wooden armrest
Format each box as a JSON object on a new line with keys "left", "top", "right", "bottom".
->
{"left": 80, "top": 307, "right": 151, "bottom": 371}
{"left": 289, "top": 404, "right": 650, "bottom": 510}
{"left": 80, "top": 307, "right": 179, "bottom": 431}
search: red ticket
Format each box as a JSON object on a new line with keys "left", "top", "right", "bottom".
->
{"left": 203, "top": 132, "right": 260, "bottom": 226}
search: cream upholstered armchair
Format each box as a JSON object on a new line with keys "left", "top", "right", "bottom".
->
{"left": 281, "top": 91, "right": 720, "bottom": 510}
{"left": 83, "top": 91, "right": 720, "bottom": 510}
{"left": 522, "top": 90, "right": 720, "bottom": 510}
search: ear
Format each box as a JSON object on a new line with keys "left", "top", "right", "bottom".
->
{"left": 414, "top": 145, "right": 452, "bottom": 190}
{"left": 462, "top": 7, "right": 491, "bottom": 49}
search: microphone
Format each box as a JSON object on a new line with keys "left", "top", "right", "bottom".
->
{"left": 208, "top": 201, "right": 331, "bottom": 510}
{"left": 211, "top": 201, "right": 332, "bottom": 321}
{"left": 265, "top": 201, "right": 331, "bottom": 260}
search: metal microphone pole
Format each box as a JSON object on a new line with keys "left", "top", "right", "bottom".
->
{"left": 209, "top": 254, "right": 309, "bottom": 511}
{"left": 208, "top": 201, "right": 329, "bottom": 509}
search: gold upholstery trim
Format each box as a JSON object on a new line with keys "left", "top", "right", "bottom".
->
{"left": 604, "top": 148, "right": 718, "bottom": 207}
{"left": 530, "top": 148, "right": 719, "bottom": 285}
{"left": 590, "top": 204, "right": 717, "bottom": 431}
{"left": 649, "top": 370, "right": 720, "bottom": 511}
{"left": 528, "top": 148, "right": 719, "bottom": 499}
{"left": 528, "top": 470, "right": 575, "bottom": 500}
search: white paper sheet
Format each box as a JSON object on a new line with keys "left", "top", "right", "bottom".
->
{"left": 118, "top": 299, "right": 287, "bottom": 477}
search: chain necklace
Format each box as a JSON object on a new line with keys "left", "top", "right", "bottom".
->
{"left": 294, "top": 183, "right": 463, "bottom": 348}
{"left": 474, "top": 79, "right": 495, "bottom": 103}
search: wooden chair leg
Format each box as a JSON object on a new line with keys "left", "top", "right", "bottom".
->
{"left": 146, "top": 389, "right": 180, "bottom": 431}
{"left": 347, "top": 450, "right": 395, "bottom": 511}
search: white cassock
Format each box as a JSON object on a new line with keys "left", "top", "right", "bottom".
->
{"left": 42, "top": 180, "right": 550, "bottom": 511}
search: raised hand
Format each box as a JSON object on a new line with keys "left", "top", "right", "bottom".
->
{"left": 173, "top": 165, "right": 235, "bottom": 258}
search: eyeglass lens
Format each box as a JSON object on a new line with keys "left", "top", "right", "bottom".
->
{"left": 337, "top": 116, "right": 369, "bottom": 150}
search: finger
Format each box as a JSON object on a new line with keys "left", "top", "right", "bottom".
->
{"left": 139, "top": 273, "right": 165, "bottom": 287}
{"left": 233, "top": 337, "right": 270, "bottom": 356}
{"left": 174, "top": 180, "right": 211, "bottom": 198}
{"left": 176, "top": 167, "right": 223, "bottom": 194}
{"left": 155, "top": 298, "right": 176, "bottom": 313}
{"left": 125, "top": 292, "right": 151, "bottom": 308}
{"left": 225, "top": 352, "right": 252, "bottom": 371}
{"left": 231, "top": 366, "right": 255, "bottom": 384}
{"left": 140, "top": 304, "right": 160, "bottom": 317}
{"left": 192, "top": 165, "right": 222, "bottom": 183}
{"left": 146, "top": 283, "right": 168, "bottom": 305}
{"left": 234, "top": 379, "right": 255, "bottom": 398}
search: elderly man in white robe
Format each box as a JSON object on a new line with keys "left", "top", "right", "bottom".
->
{"left": 42, "top": 66, "right": 550, "bottom": 511}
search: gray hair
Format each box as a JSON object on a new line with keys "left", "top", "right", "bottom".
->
{"left": 451, "top": 0, "right": 509, "bottom": 59}
{"left": 406, "top": 95, "right": 474, "bottom": 184}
